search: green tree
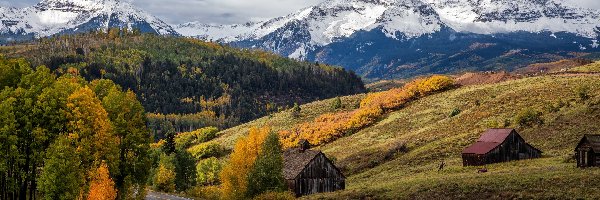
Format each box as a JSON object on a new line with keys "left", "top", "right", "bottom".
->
{"left": 100, "top": 82, "right": 152, "bottom": 199}
{"left": 174, "top": 149, "right": 197, "bottom": 191}
{"left": 196, "top": 157, "right": 222, "bottom": 186}
{"left": 246, "top": 132, "right": 286, "bottom": 198}
{"left": 161, "top": 121, "right": 176, "bottom": 154}
{"left": 0, "top": 57, "right": 32, "bottom": 88}
{"left": 152, "top": 154, "right": 176, "bottom": 192}
{"left": 38, "top": 137, "right": 84, "bottom": 200}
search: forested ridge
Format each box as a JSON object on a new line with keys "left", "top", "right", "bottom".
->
{"left": 0, "top": 30, "right": 366, "bottom": 132}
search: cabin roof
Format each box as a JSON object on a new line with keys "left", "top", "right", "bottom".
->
{"left": 578, "top": 134, "right": 600, "bottom": 152}
{"left": 462, "top": 142, "right": 500, "bottom": 154}
{"left": 283, "top": 148, "right": 321, "bottom": 180}
{"left": 478, "top": 129, "right": 514, "bottom": 143}
{"left": 462, "top": 129, "right": 515, "bottom": 154}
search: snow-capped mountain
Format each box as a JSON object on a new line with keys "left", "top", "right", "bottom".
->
{"left": 0, "top": 0, "right": 177, "bottom": 43}
{"left": 177, "top": 0, "right": 600, "bottom": 79}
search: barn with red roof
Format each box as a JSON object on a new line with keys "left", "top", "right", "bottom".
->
{"left": 462, "top": 129, "right": 542, "bottom": 166}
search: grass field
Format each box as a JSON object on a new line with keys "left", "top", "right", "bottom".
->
{"left": 206, "top": 75, "right": 600, "bottom": 199}
{"left": 570, "top": 61, "right": 600, "bottom": 73}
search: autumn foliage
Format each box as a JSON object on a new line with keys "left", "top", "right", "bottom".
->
{"left": 87, "top": 162, "right": 117, "bottom": 200}
{"left": 280, "top": 75, "right": 454, "bottom": 148}
{"left": 220, "top": 127, "right": 270, "bottom": 199}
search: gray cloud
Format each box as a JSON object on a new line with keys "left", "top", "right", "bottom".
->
{"left": 2, "top": 0, "right": 600, "bottom": 25}
{"left": 1, "top": 0, "right": 324, "bottom": 24}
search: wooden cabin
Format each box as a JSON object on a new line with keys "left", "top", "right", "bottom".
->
{"left": 575, "top": 135, "right": 600, "bottom": 168}
{"left": 462, "top": 129, "right": 542, "bottom": 166}
{"left": 283, "top": 140, "right": 345, "bottom": 197}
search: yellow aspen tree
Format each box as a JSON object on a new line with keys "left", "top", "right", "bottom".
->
{"left": 87, "top": 162, "right": 117, "bottom": 200}
{"left": 220, "top": 126, "right": 269, "bottom": 199}
{"left": 66, "top": 87, "right": 119, "bottom": 181}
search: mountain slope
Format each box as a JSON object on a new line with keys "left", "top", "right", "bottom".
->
{"left": 177, "top": 0, "right": 600, "bottom": 79}
{"left": 0, "top": 33, "right": 365, "bottom": 130}
{"left": 0, "top": 0, "right": 177, "bottom": 43}
{"left": 210, "top": 74, "right": 600, "bottom": 199}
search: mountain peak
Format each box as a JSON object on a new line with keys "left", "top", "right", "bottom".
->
{"left": 0, "top": 0, "right": 177, "bottom": 41}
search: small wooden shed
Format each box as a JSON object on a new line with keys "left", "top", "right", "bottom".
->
{"left": 283, "top": 140, "right": 345, "bottom": 197}
{"left": 462, "top": 129, "right": 542, "bottom": 166}
{"left": 575, "top": 134, "right": 600, "bottom": 168}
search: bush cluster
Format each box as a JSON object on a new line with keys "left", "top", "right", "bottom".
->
{"left": 280, "top": 75, "right": 455, "bottom": 148}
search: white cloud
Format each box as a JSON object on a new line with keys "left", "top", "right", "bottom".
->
{"left": 563, "top": 0, "right": 600, "bottom": 9}
{"left": 2, "top": 0, "right": 600, "bottom": 25}
{"left": 131, "top": 0, "right": 325, "bottom": 24}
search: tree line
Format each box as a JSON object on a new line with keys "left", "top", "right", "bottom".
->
{"left": 1, "top": 30, "right": 366, "bottom": 131}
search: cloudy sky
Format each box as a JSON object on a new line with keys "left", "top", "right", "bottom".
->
{"left": 1, "top": 0, "right": 599, "bottom": 25}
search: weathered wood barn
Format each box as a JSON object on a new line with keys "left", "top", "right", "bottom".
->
{"left": 462, "top": 129, "right": 542, "bottom": 166}
{"left": 283, "top": 140, "right": 345, "bottom": 197}
{"left": 575, "top": 135, "right": 600, "bottom": 168}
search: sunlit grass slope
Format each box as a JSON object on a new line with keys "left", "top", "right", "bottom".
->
{"left": 214, "top": 75, "right": 600, "bottom": 199}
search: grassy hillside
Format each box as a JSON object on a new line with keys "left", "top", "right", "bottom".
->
{"left": 212, "top": 75, "right": 600, "bottom": 199}
{"left": 570, "top": 61, "right": 600, "bottom": 73}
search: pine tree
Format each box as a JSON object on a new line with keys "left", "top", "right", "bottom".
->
{"left": 174, "top": 149, "right": 197, "bottom": 191}
{"left": 246, "top": 132, "right": 286, "bottom": 198}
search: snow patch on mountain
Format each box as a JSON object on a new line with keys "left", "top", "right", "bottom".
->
{"left": 177, "top": 0, "right": 600, "bottom": 48}
{"left": 0, "top": 0, "right": 177, "bottom": 38}
{"left": 425, "top": 0, "right": 600, "bottom": 38}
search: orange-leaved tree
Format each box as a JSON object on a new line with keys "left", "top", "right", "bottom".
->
{"left": 87, "top": 162, "right": 117, "bottom": 200}
{"left": 220, "top": 126, "right": 270, "bottom": 199}
{"left": 280, "top": 75, "right": 454, "bottom": 148}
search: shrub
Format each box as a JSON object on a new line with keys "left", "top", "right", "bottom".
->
{"left": 188, "top": 186, "right": 221, "bottom": 200}
{"left": 196, "top": 126, "right": 219, "bottom": 143}
{"left": 175, "top": 126, "right": 219, "bottom": 149}
{"left": 449, "top": 108, "right": 461, "bottom": 117}
{"left": 514, "top": 108, "right": 544, "bottom": 127}
{"left": 291, "top": 103, "right": 301, "bottom": 118}
{"left": 188, "top": 142, "right": 223, "bottom": 160}
{"left": 175, "top": 132, "right": 196, "bottom": 149}
{"left": 576, "top": 85, "right": 591, "bottom": 101}
{"left": 331, "top": 97, "right": 342, "bottom": 109}
{"left": 196, "top": 157, "right": 222, "bottom": 186}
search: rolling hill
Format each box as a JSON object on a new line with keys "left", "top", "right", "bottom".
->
{"left": 207, "top": 73, "right": 600, "bottom": 199}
